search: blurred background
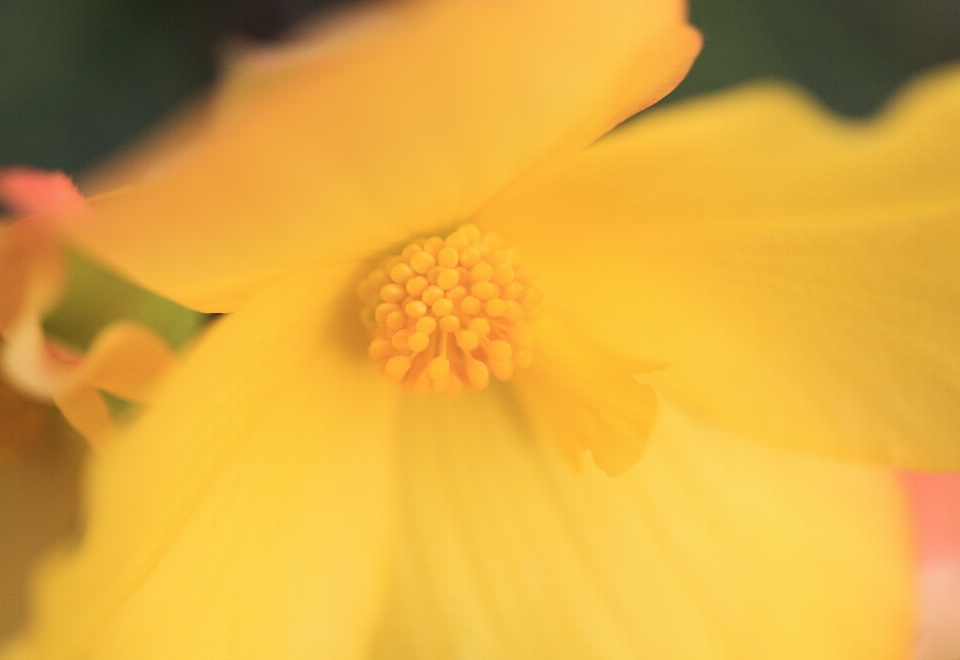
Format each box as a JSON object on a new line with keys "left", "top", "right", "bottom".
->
{"left": 2, "top": 0, "right": 960, "bottom": 175}
{"left": 1, "top": 0, "right": 959, "bottom": 643}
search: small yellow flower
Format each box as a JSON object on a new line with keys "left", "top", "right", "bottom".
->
{"left": 7, "top": 0, "right": 960, "bottom": 658}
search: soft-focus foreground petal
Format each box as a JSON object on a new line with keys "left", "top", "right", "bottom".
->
{"left": 4, "top": 265, "right": 398, "bottom": 659}
{"left": 370, "top": 390, "right": 911, "bottom": 659}
{"left": 902, "top": 472, "right": 960, "bottom": 660}
{"left": 70, "top": 0, "right": 700, "bottom": 312}
{"left": 482, "top": 65, "right": 960, "bottom": 468}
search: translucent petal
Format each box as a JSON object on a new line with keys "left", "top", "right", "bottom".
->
{"left": 370, "top": 391, "right": 912, "bottom": 659}
{"left": 10, "top": 265, "right": 399, "bottom": 659}
{"left": 70, "top": 0, "right": 699, "bottom": 312}
{"left": 482, "top": 66, "right": 960, "bottom": 468}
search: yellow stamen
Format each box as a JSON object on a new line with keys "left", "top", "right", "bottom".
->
{"left": 358, "top": 223, "right": 541, "bottom": 397}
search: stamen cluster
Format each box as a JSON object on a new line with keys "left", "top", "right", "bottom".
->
{"left": 358, "top": 223, "right": 542, "bottom": 397}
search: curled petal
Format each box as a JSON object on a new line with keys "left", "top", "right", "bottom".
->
{"left": 3, "top": 318, "right": 175, "bottom": 447}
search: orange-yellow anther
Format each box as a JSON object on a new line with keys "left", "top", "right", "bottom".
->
{"left": 460, "top": 246, "right": 482, "bottom": 268}
{"left": 471, "top": 281, "right": 499, "bottom": 302}
{"left": 408, "top": 331, "right": 430, "bottom": 353}
{"left": 384, "top": 356, "right": 411, "bottom": 382}
{"left": 491, "top": 264, "right": 514, "bottom": 285}
{"left": 390, "top": 262, "right": 415, "bottom": 285}
{"left": 423, "top": 236, "right": 444, "bottom": 256}
{"left": 422, "top": 285, "right": 444, "bottom": 306}
{"left": 359, "top": 224, "right": 542, "bottom": 397}
{"left": 410, "top": 250, "right": 435, "bottom": 274}
{"left": 380, "top": 283, "right": 405, "bottom": 303}
{"left": 429, "top": 356, "right": 450, "bottom": 380}
{"left": 439, "top": 315, "right": 460, "bottom": 333}
{"left": 469, "top": 318, "right": 490, "bottom": 337}
{"left": 446, "top": 285, "right": 467, "bottom": 303}
{"left": 502, "top": 281, "right": 525, "bottom": 300}
{"left": 405, "top": 275, "right": 429, "bottom": 297}
{"left": 489, "top": 339, "right": 512, "bottom": 361}
{"left": 375, "top": 303, "right": 398, "bottom": 323}
{"left": 368, "top": 338, "right": 391, "bottom": 359}
{"left": 437, "top": 246, "right": 459, "bottom": 268}
{"left": 392, "top": 329, "right": 412, "bottom": 349}
{"left": 437, "top": 268, "right": 459, "bottom": 290}
{"left": 456, "top": 329, "right": 480, "bottom": 351}
{"left": 432, "top": 298, "right": 454, "bottom": 317}
{"left": 466, "top": 359, "right": 490, "bottom": 390}
{"left": 385, "top": 310, "right": 406, "bottom": 331}
{"left": 404, "top": 300, "right": 427, "bottom": 318}
{"left": 461, "top": 296, "right": 481, "bottom": 315}
{"left": 416, "top": 316, "right": 437, "bottom": 335}
{"left": 401, "top": 243, "right": 422, "bottom": 261}
{"left": 470, "top": 262, "right": 493, "bottom": 283}
{"left": 485, "top": 299, "right": 506, "bottom": 317}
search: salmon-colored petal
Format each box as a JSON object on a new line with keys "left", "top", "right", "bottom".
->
{"left": 9, "top": 265, "right": 398, "bottom": 658}
{"left": 481, "top": 65, "right": 960, "bottom": 468}
{"left": 371, "top": 392, "right": 912, "bottom": 659}
{"left": 0, "top": 168, "right": 84, "bottom": 220}
{"left": 902, "top": 472, "right": 960, "bottom": 660}
{"left": 0, "top": 168, "right": 90, "bottom": 335}
{"left": 70, "top": 0, "right": 700, "bottom": 312}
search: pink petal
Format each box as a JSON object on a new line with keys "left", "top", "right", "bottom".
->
{"left": 901, "top": 471, "right": 960, "bottom": 660}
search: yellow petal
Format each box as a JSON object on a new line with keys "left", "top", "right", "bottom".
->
{"left": 370, "top": 390, "right": 911, "bottom": 659}
{"left": 513, "top": 313, "right": 663, "bottom": 476}
{"left": 51, "top": 321, "right": 176, "bottom": 448}
{"left": 481, "top": 65, "right": 960, "bottom": 468}
{"left": 72, "top": 321, "right": 175, "bottom": 403}
{"left": 9, "top": 265, "right": 398, "bottom": 659}
{"left": 70, "top": 0, "right": 700, "bottom": 312}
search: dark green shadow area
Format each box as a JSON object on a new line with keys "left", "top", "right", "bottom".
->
{"left": 666, "top": 0, "right": 960, "bottom": 116}
{"left": 42, "top": 249, "right": 207, "bottom": 352}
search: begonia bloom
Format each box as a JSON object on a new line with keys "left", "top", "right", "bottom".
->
{"left": 7, "top": 1, "right": 960, "bottom": 658}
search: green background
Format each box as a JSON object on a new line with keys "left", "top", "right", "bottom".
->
{"left": 2, "top": 0, "right": 959, "bottom": 176}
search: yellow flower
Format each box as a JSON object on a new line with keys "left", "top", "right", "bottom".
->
{"left": 7, "top": 0, "right": 960, "bottom": 657}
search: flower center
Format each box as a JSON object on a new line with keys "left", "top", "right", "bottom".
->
{"left": 358, "top": 223, "right": 542, "bottom": 397}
